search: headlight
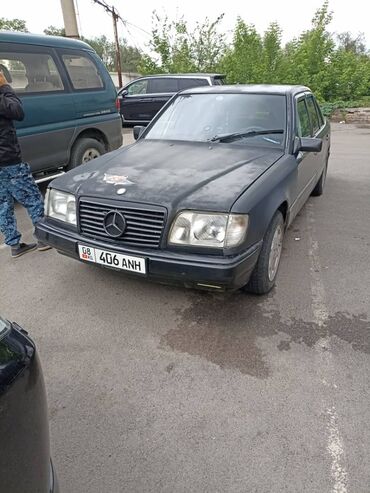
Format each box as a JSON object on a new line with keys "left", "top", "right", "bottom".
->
{"left": 46, "top": 189, "right": 77, "bottom": 225}
{"left": 169, "top": 212, "right": 248, "bottom": 248}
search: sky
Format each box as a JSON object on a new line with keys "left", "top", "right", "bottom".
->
{"left": 1, "top": 0, "right": 370, "bottom": 50}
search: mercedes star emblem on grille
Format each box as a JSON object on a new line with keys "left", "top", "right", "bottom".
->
{"left": 103, "top": 211, "right": 127, "bottom": 238}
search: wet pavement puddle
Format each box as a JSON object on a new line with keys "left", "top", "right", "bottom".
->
{"left": 160, "top": 292, "right": 370, "bottom": 378}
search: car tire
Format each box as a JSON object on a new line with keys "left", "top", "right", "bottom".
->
{"left": 311, "top": 161, "right": 328, "bottom": 197}
{"left": 245, "top": 211, "right": 285, "bottom": 295}
{"left": 67, "top": 138, "right": 106, "bottom": 170}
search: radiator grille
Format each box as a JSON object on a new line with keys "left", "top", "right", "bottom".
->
{"left": 79, "top": 199, "right": 166, "bottom": 249}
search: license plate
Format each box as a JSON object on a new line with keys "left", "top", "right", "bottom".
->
{"left": 78, "top": 245, "right": 146, "bottom": 274}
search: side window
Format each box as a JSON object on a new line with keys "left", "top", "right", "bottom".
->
{"left": 62, "top": 53, "right": 103, "bottom": 90}
{"left": 297, "top": 99, "right": 311, "bottom": 137}
{"left": 314, "top": 98, "right": 325, "bottom": 127}
{"left": 149, "top": 78, "right": 179, "bottom": 93}
{"left": 0, "top": 52, "right": 64, "bottom": 93}
{"left": 127, "top": 79, "right": 148, "bottom": 95}
{"left": 306, "top": 96, "right": 320, "bottom": 134}
{"left": 178, "top": 78, "right": 209, "bottom": 90}
{"left": 213, "top": 78, "right": 225, "bottom": 86}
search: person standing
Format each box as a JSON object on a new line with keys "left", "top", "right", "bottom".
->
{"left": 0, "top": 67, "right": 50, "bottom": 258}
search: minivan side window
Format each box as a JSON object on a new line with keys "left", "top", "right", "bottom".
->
{"left": 297, "top": 99, "right": 311, "bottom": 137}
{"left": 178, "top": 78, "right": 209, "bottom": 90}
{"left": 306, "top": 96, "right": 320, "bottom": 134}
{"left": 62, "top": 54, "right": 103, "bottom": 90}
{"left": 149, "top": 78, "right": 178, "bottom": 93}
{"left": 0, "top": 52, "right": 64, "bottom": 93}
{"left": 127, "top": 79, "right": 148, "bottom": 95}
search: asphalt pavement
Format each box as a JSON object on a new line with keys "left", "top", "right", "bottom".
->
{"left": 1, "top": 124, "right": 369, "bottom": 493}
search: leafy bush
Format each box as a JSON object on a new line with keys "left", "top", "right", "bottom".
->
{"left": 320, "top": 99, "right": 370, "bottom": 117}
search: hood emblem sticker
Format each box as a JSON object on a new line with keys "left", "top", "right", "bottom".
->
{"left": 103, "top": 173, "right": 135, "bottom": 186}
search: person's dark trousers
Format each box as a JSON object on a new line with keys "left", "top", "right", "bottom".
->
{"left": 0, "top": 162, "right": 44, "bottom": 246}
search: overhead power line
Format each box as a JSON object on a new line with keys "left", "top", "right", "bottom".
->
{"left": 91, "top": 0, "right": 123, "bottom": 86}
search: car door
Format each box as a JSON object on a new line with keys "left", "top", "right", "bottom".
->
{"left": 291, "top": 96, "right": 318, "bottom": 216}
{"left": 0, "top": 43, "right": 76, "bottom": 173}
{"left": 0, "top": 318, "right": 53, "bottom": 493}
{"left": 146, "top": 77, "right": 179, "bottom": 119}
{"left": 120, "top": 78, "right": 152, "bottom": 122}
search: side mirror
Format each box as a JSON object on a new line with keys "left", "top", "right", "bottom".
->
{"left": 120, "top": 89, "right": 128, "bottom": 97}
{"left": 294, "top": 137, "right": 323, "bottom": 153}
{"left": 133, "top": 125, "right": 145, "bottom": 140}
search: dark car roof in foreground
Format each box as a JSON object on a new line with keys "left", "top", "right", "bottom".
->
{"left": 134, "top": 73, "right": 225, "bottom": 79}
{"left": 181, "top": 84, "right": 310, "bottom": 96}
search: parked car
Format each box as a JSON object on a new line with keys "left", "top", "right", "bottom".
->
{"left": 0, "top": 316, "right": 58, "bottom": 492}
{"left": 0, "top": 31, "right": 122, "bottom": 182}
{"left": 118, "top": 73, "right": 225, "bottom": 125}
{"left": 35, "top": 85, "right": 330, "bottom": 294}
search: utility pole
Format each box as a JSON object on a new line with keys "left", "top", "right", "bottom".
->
{"left": 112, "top": 7, "right": 123, "bottom": 88}
{"left": 60, "top": 0, "right": 80, "bottom": 38}
{"left": 92, "top": 0, "right": 123, "bottom": 88}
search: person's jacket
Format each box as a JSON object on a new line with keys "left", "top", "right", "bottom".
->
{"left": 0, "top": 84, "right": 24, "bottom": 167}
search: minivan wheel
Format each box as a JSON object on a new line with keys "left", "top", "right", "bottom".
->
{"left": 67, "top": 138, "right": 106, "bottom": 170}
{"left": 244, "top": 211, "right": 285, "bottom": 295}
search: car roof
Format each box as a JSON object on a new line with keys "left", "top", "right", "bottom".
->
{"left": 0, "top": 31, "right": 93, "bottom": 51}
{"left": 180, "top": 84, "right": 311, "bottom": 96}
{"left": 135, "top": 73, "right": 225, "bottom": 79}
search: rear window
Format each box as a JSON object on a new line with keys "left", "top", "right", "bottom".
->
{"left": 178, "top": 78, "right": 209, "bottom": 90}
{"left": 149, "top": 78, "right": 178, "bottom": 93}
{"left": 306, "top": 96, "right": 320, "bottom": 134}
{"left": 314, "top": 98, "right": 325, "bottom": 127}
{"left": 213, "top": 78, "right": 225, "bottom": 86}
{"left": 62, "top": 54, "right": 103, "bottom": 90}
{"left": 0, "top": 52, "right": 64, "bottom": 93}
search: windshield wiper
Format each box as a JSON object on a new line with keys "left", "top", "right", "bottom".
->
{"left": 209, "top": 129, "right": 284, "bottom": 143}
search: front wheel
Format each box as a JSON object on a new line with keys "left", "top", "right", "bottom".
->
{"left": 67, "top": 138, "right": 106, "bottom": 171}
{"left": 244, "top": 211, "right": 285, "bottom": 295}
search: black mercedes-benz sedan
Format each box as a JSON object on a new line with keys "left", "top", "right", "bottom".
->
{"left": 36, "top": 85, "right": 330, "bottom": 294}
{"left": 0, "top": 317, "right": 59, "bottom": 492}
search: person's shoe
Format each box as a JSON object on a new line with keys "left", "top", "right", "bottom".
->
{"left": 11, "top": 242, "right": 37, "bottom": 258}
{"left": 37, "top": 241, "right": 52, "bottom": 252}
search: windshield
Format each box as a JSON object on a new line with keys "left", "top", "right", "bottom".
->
{"left": 145, "top": 93, "right": 287, "bottom": 146}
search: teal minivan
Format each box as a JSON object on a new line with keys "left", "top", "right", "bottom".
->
{"left": 0, "top": 32, "right": 122, "bottom": 181}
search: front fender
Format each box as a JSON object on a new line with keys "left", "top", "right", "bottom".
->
{"left": 232, "top": 155, "right": 298, "bottom": 246}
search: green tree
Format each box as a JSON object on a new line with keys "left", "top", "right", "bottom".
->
{"left": 139, "top": 13, "right": 226, "bottom": 74}
{"left": 85, "top": 35, "right": 143, "bottom": 72}
{"left": 261, "top": 22, "right": 283, "bottom": 83}
{"left": 221, "top": 19, "right": 263, "bottom": 83}
{"left": 336, "top": 32, "right": 366, "bottom": 54}
{"left": 44, "top": 26, "right": 66, "bottom": 36}
{"left": 40, "top": 29, "right": 143, "bottom": 72}
{"left": 0, "top": 17, "right": 28, "bottom": 32}
{"left": 277, "top": 1, "right": 334, "bottom": 99}
{"left": 326, "top": 49, "right": 370, "bottom": 100}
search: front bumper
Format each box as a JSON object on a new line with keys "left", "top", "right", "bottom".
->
{"left": 35, "top": 219, "right": 261, "bottom": 291}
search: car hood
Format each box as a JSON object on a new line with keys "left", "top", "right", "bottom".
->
{"left": 53, "top": 140, "right": 283, "bottom": 212}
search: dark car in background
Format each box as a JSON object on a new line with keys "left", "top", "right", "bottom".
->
{"left": 118, "top": 73, "right": 225, "bottom": 125}
{"left": 0, "top": 317, "right": 58, "bottom": 492}
{"left": 36, "top": 85, "right": 330, "bottom": 294}
{"left": 0, "top": 31, "right": 122, "bottom": 182}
